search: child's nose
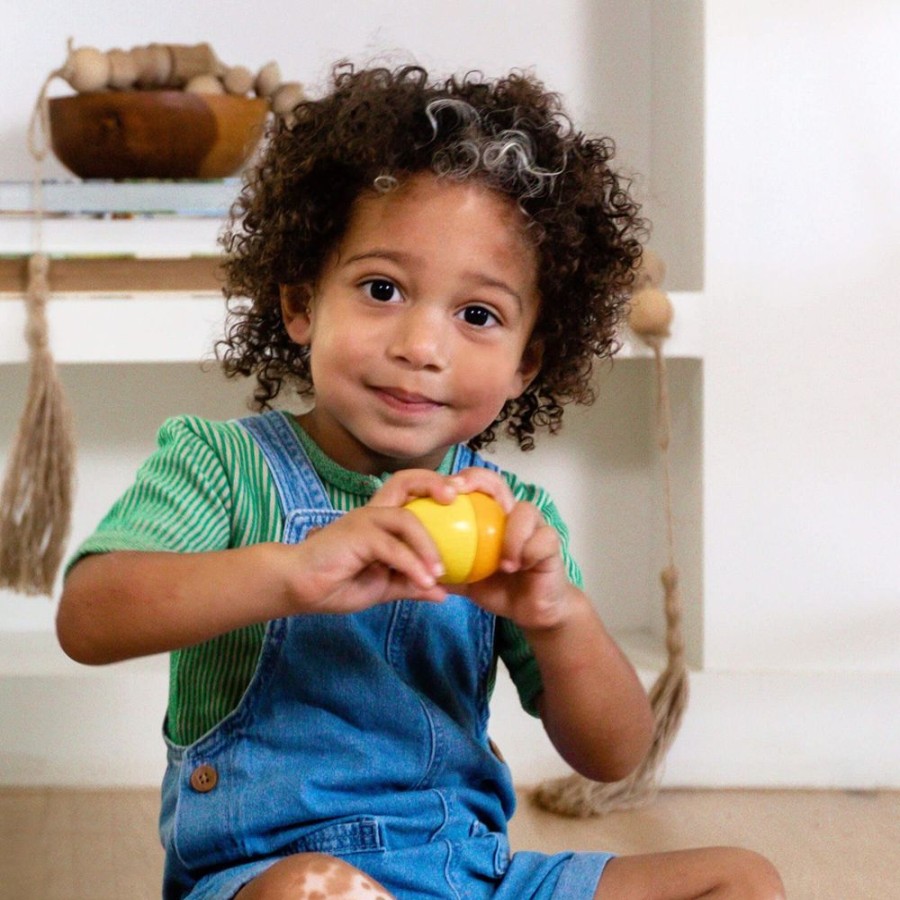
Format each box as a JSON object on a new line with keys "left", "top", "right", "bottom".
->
{"left": 388, "top": 306, "right": 449, "bottom": 370}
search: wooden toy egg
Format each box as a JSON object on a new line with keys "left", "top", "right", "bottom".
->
{"left": 404, "top": 492, "right": 506, "bottom": 584}
{"left": 63, "top": 46, "right": 110, "bottom": 93}
{"left": 168, "top": 42, "right": 224, "bottom": 86}
{"left": 271, "top": 81, "right": 305, "bottom": 115}
{"left": 137, "top": 43, "right": 173, "bottom": 88}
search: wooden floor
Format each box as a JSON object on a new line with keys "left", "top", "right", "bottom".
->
{"left": 1, "top": 786, "right": 897, "bottom": 899}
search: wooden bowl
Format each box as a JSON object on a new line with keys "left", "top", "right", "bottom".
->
{"left": 48, "top": 91, "right": 269, "bottom": 179}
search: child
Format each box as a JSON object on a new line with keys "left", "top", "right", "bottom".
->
{"left": 58, "top": 64, "right": 784, "bottom": 900}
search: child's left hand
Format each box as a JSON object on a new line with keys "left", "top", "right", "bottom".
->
{"left": 442, "top": 469, "right": 574, "bottom": 634}
{"left": 464, "top": 498, "right": 574, "bottom": 634}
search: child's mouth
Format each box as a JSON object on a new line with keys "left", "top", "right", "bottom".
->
{"left": 373, "top": 386, "right": 444, "bottom": 413}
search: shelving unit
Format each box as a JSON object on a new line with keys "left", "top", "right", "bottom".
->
{"left": 1, "top": 180, "right": 705, "bottom": 638}
{"left": 0, "top": 180, "right": 227, "bottom": 367}
{"left": 1, "top": 178, "right": 704, "bottom": 786}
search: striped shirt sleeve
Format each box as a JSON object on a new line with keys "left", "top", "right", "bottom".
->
{"left": 68, "top": 415, "right": 282, "bottom": 567}
{"left": 493, "top": 471, "right": 584, "bottom": 718}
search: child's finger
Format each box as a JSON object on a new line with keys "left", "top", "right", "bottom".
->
{"left": 374, "top": 536, "right": 445, "bottom": 591}
{"left": 448, "top": 467, "right": 516, "bottom": 513}
{"left": 498, "top": 502, "right": 556, "bottom": 571}
{"left": 370, "top": 469, "right": 459, "bottom": 508}
{"left": 360, "top": 507, "right": 448, "bottom": 584}
{"left": 517, "top": 522, "right": 562, "bottom": 573}
{"left": 382, "top": 568, "right": 449, "bottom": 604}
{"left": 307, "top": 506, "right": 445, "bottom": 591}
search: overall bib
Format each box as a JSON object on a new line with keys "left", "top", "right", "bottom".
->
{"left": 159, "top": 411, "right": 518, "bottom": 899}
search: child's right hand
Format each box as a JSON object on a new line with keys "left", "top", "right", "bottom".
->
{"left": 58, "top": 470, "right": 513, "bottom": 664}
{"left": 282, "top": 468, "right": 512, "bottom": 615}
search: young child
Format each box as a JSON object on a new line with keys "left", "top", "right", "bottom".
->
{"left": 58, "top": 64, "right": 784, "bottom": 900}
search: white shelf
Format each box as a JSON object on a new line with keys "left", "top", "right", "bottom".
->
{"left": 0, "top": 179, "right": 233, "bottom": 260}
{"left": 0, "top": 292, "right": 226, "bottom": 364}
{"left": 1, "top": 180, "right": 702, "bottom": 365}
{"left": 0, "top": 290, "right": 702, "bottom": 366}
{"left": 0, "top": 179, "right": 240, "bottom": 217}
{"left": 0, "top": 216, "right": 224, "bottom": 258}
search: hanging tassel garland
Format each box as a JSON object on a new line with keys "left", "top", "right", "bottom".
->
{"left": 0, "top": 254, "right": 76, "bottom": 596}
{"left": 532, "top": 252, "right": 689, "bottom": 816}
{"left": 0, "top": 66, "right": 78, "bottom": 597}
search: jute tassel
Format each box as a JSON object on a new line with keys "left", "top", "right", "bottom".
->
{"left": 0, "top": 68, "right": 78, "bottom": 596}
{"left": 532, "top": 260, "right": 689, "bottom": 816}
{"left": 0, "top": 254, "right": 76, "bottom": 596}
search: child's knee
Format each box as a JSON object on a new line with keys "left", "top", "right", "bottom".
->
{"left": 235, "top": 852, "right": 394, "bottom": 900}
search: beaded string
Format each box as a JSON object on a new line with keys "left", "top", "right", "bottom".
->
{"left": 533, "top": 252, "right": 689, "bottom": 816}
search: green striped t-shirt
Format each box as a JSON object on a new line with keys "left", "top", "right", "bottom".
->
{"left": 70, "top": 412, "right": 583, "bottom": 745}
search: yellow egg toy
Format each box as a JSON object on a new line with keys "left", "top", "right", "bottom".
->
{"left": 404, "top": 492, "right": 506, "bottom": 584}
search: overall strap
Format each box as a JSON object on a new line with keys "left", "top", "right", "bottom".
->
{"left": 237, "top": 411, "right": 331, "bottom": 514}
{"left": 451, "top": 444, "right": 501, "bottom": 475}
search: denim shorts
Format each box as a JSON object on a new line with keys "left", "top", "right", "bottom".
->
{"left": 185, "top": 842, "right": 615, "bottom": 899}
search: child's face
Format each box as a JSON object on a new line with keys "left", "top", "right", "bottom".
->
{"left": 281, "top": 172, "right": 542, "bottom": 475}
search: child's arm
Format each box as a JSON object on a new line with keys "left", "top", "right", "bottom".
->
{"left": 58, "top": 469, "right": 473, "bottom": 665}
{"left": 59, "top": 543, "right": 320, "bottom": 664}
{"left": 466, "top": 496, "right": 654, "bottom": 783}
{"left": 527, "top": 588, "right": 654, "bottom": 782}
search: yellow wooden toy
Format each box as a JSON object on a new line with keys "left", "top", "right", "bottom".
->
{"left": 404, "top": 492, "right": 506, "bottom": 584}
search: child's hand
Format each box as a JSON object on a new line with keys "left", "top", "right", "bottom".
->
{"left": 386, "top": 466, "right": 574, "bottom": 632}
{"left": 462, "top": 497, "right": 575, "bottom": 634}
{"left": 284, "top": 469, "right": 512, "bottom": 615}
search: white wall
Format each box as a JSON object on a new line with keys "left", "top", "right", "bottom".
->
{"left": 690, "top": 1, "right": 900, "bottom": 789}
{"left": 1, "top": 1, "right": 898, "bottom": 789}
{"left": 703, "top": 2, "right": 900, "bottom": 673}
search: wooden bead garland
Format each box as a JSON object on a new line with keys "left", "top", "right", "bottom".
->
{"left": 533, "top": 250, "right": 690, "bottom": 817}
{"left": 35, "top": 39, "right": 306, "bottom": 120}
{"left": 627, "top": 249, "right": 674, "bottom": 339}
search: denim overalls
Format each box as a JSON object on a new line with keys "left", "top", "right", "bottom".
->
{"left": 159, "top": 411, "right": 523, "bottom": 898}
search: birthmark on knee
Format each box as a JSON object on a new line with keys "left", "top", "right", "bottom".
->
{"left": 292, "top": 856, "right": 389, "bottom": 900}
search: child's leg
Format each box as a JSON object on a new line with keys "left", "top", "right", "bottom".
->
{"left": 234, "top": 852, "right": 395, "bottom": 900}
{"left": 598, "top": 847, "right": 785, "bottom": 899}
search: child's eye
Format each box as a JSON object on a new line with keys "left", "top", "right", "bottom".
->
{"left": 362, "top": 279, "right": 400, "bottom": 302}
{"left": 458, "top": 305, "right": 499, "bottom": 328}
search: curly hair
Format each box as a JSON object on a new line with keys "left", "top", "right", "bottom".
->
{"left": 218, "top": 63, "right": 645, "bottom": 450}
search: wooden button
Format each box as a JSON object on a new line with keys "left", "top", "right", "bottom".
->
{"left": 189, "top": 764, "right": 218, "bottom": 793}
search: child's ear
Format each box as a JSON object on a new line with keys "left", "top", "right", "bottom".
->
{"left": 279, "top": 284, "right": 313, "bottom": 345}
{"left": 510, "top": 338, "right": 544, "bottom": 398}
